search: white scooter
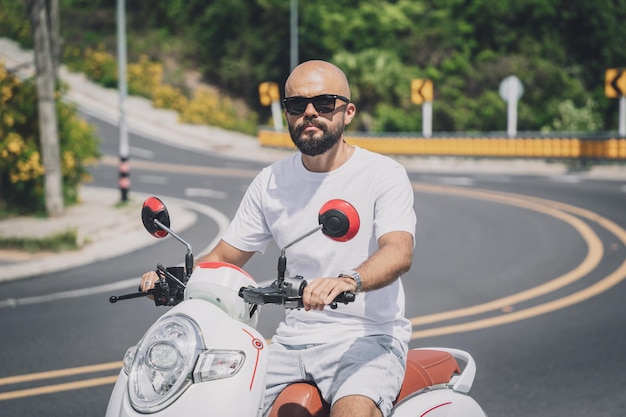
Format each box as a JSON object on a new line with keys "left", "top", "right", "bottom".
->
{"left": 106, "top": 197, "right": 487, "bottom": 417}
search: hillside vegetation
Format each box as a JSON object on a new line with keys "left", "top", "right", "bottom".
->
{"left": 1, "top": 0, "right": 625, "bottom": 134}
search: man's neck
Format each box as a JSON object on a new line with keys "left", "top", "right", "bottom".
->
{"left": 301, "top": 141, "right": 354, "bottom": 173}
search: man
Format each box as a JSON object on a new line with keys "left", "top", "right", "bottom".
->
{"left": 142, "top": 60, "right": 416, "bottom": 417}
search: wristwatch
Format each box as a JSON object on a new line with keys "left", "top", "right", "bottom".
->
{"left": 340, "top": 270, "right": 362, "bottom": 294}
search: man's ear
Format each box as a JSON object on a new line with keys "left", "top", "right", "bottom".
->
{"left": 344, "top": 102, "right": 357, "bottom": 125}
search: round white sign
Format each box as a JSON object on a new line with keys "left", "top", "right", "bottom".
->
{"left": 499, "top": 75, "right": 524, "bottom": 101}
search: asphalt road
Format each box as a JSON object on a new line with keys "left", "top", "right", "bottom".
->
{"left": 1, "top": 116, "right": 625, "bottom": 416}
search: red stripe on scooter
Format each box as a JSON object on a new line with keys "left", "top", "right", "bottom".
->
{"left": 242, "top": 328, "right": 264, "bottom": 390}
{"left": 421, "top": 402, "right": 452, "bottom": 417}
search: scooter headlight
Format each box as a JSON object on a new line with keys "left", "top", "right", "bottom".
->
{"left": 128, "top": 315, "right": 202, "bottom": 413}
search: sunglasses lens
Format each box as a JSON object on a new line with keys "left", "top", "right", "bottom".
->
{"left": 284, "top": 95, "right": 338, "bottom": 115}
{"left": 286, "top": 99, "right": 307, "bottom": 115}
{"left": 312, "top": 97, "right": 335, "bottom": 113}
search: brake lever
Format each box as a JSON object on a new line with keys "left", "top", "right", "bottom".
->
{"left": 109, "top": 289, "right": 154, "bottom": 303}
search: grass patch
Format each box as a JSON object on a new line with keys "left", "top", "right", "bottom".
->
{"left": 0, "top": 229, "right": 79, "bottom": 252}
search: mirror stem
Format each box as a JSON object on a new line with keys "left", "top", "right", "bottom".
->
{"left": 154, "top": 219, "right": 194, "bottom": 278}
{"left": 277, "top": 250, "right": 287, "bottom": 288}
{"left": 276, "top": 225, "right": 321, "bottom": 290}
{"left": 283, "top": 225, "right": 322, "bottom": 251}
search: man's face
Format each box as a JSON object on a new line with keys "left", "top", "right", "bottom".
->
{"left": 283, "top": 62, "right": 354, "bottom": 157}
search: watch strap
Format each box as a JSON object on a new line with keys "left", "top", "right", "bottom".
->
{"left": 340, "top": 270, "right": 362, "bottom": 294}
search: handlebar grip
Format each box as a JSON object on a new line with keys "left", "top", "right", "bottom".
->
{"left": 336, "top": 291, "right": 356, "bottom": 303}
{"left": 330, "top": 291, "right": 356, "bottom": 309}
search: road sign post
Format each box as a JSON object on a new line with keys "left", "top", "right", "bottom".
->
{"left": 422, "top": 102, "right": 432, "bottom": 138}
{"left": 499, "top": 75, "right": 524, "bottom": 138}
{"left": 619, "top": 96, "right": 626, "bottom": 136}
{"left": 411, "top": 79, "right": 434, "bottom": 137}
{"left": 605, "top": 68, "right": 626, "bottom": 137}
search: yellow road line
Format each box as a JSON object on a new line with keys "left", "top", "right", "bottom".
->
{"left": 0, "top": 362, "right": 122, "bottom": 386}
{"left": 0, "top": 376, "right": 119, "bottom": 401}
{"left": 412, "top": 256, "right": 626, "bottom": 338}
{"left": 410, "top": 183, "right": 603, "bottom": 326}
{"left": 410, "top": 183, "right": 626, "bottom": 338}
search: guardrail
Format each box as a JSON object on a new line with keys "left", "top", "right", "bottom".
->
{"left": 258, "top": 129, "right": 626, "bottom": 160}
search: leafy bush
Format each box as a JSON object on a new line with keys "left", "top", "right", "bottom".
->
{"left": 63, "top": 46, "right": 258, "bottom": 134}
{"left": 152, "top": 84, "right": 189, "bottom": 113}
{"left": 373, "top": 103, "right": 420, "bottom": 133}
{"left": 83, "top": 45, "right": 118, "bottom": 88}
{"left": 180, "top": 88, "right": 258, "bottom": 135}
{"left": 0, "top": 62, "right": 99, "bottom": 215}
{"left": 0, "top": 1, "right": 31, "bottom": 47}
{"left": 0, "top": 229, "right": 78, "bottom": 252}
{"left": 128, "top": 54, "right": 163, "bottom": 98}
{"left": 541, "top": 99, "right": 603, "bottom": 133}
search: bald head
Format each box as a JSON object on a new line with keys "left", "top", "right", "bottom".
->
{"left": 285, "top": 60, "right": 351, "bottom": 99}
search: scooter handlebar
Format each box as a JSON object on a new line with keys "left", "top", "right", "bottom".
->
{"left": 239, "top": 281, "right": 356, "bottom": 310}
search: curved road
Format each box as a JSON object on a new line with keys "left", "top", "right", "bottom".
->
{"left": 0, "top": 117, "right": 625, "bottom": 416}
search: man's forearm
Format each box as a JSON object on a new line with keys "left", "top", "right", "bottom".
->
{"left": 352, "top": 231, "right": 413, "bottom": 292}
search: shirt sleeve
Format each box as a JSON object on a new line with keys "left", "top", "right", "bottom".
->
{"left": 373, "top": 163, "right": 417, "bottom": 244}
{"left": 221, "top": 171, "right": 273, "bottom": 254}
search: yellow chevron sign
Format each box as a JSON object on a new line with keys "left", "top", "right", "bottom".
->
{"left": 411, "top": 79, "right": 433, "bottom": 105}
{"left": 258, "top": 82, "right": 280, "bottom": 106}
{"left": 605, "top": 68, "right": 626, "bottom": 98}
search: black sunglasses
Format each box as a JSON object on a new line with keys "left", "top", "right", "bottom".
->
{"left": 282, "top": 94, "right": 350, "bottom": 115}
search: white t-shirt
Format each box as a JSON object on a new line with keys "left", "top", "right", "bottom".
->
{"left": 223, "top": 146, "right": 416, "bottom": 345}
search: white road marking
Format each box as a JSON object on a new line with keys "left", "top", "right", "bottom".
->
{"left": 428, "top": 176, "right": 475, "bottom": 187}
{"left": 130, "top": 146, "right": 154, "bottom": 159}
{"left": 550, "top": 175, "right": 581, "bottom": 184}
{"left": 0, "top": 278, "right": 139, "bottom": 308}
{"left": 138, "top": 175, "right": 169, "bottom": 185}
{"left": 473, "top": 174, "right": 512, "bottom": 183}
{"left": 185, "top": 188, "right": 228, "bottom": 200}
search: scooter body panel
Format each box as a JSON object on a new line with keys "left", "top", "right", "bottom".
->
{"left": 390, "top": 388, "right": 486, "bottom": 417}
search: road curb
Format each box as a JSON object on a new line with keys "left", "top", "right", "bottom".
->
{"left": 0, "top": 187, "right": 197, "bottom": 283}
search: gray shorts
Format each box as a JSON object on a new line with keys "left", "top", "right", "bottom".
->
{"left": 260, "top": 334, "right": 407, "bottom": 417}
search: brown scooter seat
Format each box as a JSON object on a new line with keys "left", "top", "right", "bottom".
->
{"left": 268, "top": 349, "right": 461, "bottom": 417}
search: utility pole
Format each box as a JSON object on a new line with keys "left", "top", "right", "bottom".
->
{"left": 30, "top": 0, "right": 64, "bottom": 217}
{"left": 117, "top": 0, "right": 130, "bottom": 202}
{"left": 47, "top": 0, "right": 61, "bottom": 81}
{"left": 290, "top": 0, "right": 298, "bottom": 70}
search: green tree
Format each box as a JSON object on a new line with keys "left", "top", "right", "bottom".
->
{"left": 0, "top": 63, "right": 99, "bottom": 215}
{"left": 4, "top": 0, "right": 626, "bottom": 133}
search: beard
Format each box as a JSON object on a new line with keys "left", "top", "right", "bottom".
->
{"left": 288, "top": 119, "right": 344, "bottom": 156}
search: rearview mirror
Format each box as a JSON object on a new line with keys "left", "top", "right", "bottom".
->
{"left": 141, "top": 197, "right": 170, "bottom": 238}
{"left": 318, "top": 199, "right": 360, "bottom": 242}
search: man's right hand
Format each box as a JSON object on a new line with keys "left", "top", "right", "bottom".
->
{"left": 139, "top": 271, "right": 159, "bottom": 292}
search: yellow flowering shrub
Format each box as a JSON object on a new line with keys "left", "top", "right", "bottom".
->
{"left": 63, "top": 47, "right": 259, "bottom": 135}
{"left": 152, "top": 84, "right": 189, "bottom": 113}
{"left": 83, "top": 45, "right": 118, "bottom": 88}
{"left": 0, "top": 62, "right": 99, "bottom": 215}
{"left": 128, "top": 54, "right": 163, "bottom": 98}
{"left": 180, "top": 89, "right": 258, "bottom": 135}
